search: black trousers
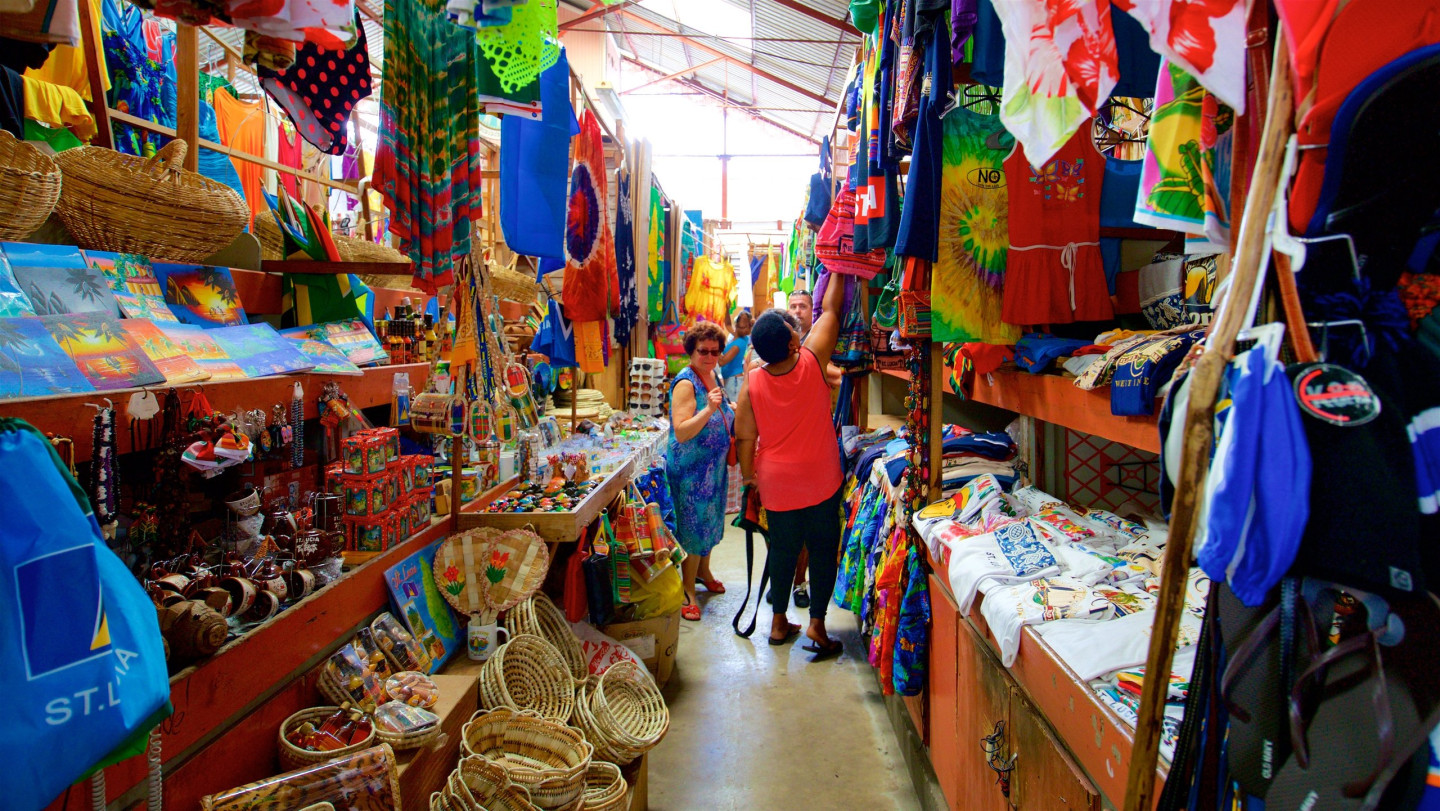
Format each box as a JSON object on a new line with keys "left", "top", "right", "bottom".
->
{"left": 765, "top": 486, "right": 843, "bottom": 620}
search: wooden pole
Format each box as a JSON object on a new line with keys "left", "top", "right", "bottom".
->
{"left": 76, "top": 0, "right": 112, "bottom": 149}
{"left": 175, "top": 24, "right": 201, "bottom": 172}
{"left": 1122, "top": 38, "right": 1294, "bottom": 811}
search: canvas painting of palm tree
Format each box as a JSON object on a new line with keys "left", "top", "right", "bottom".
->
{"left": 81, "top": 250, "right": 179, "bottom": 322}
{"left": 280, "top": 318, "right": 388, "bottom": 367}
{"left": 0, "top": 316, "right": 95, "bottom": 399}
{"left": 119, "top": 319, "right": 211, "bottom": 384}
{"left": 41, "top": 313, "right": 165, "bottom": 391}
{"left": 289, "top": 337, "right": 362, "bottom": 375}
{"left": 210, "top": 323, "right": 316, "bottom": 379}
{"left": 2, "top": 243, "right": 120, "bottom": 317}
{"left": 153, "top": 263, "right": 249, "bottom": 327}
{"left": 154, "top": 323, "right": 249, "bottom": 381}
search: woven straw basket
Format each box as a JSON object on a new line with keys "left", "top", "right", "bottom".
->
{"left": 581, "top": 762, "right": 627, "bottom": 811}
{"left": 277, "top": 706, "right": 377, "bottom": 771}
{"left": 461, "top": 709, "right": 592, "bottom": 810}
{"left": 488, "top": 254, "right": 539, "bottom": 305}
{"left": 444, "top": 755, "right": 538, "bottom": 811}
{"left": 571, "top": 662, "right": 668, "bottom": 766}
{"left": 506, "top": 593, "right": 588, "bottom": 682}
{"left": 479, "top": 634, "right": 575, "bottom": 723}
{"left": 56, "top": 140, "right": 248, "bottom": 261}
{"left": 374, "top": 715, "right": 443, "bottom": 752}
{"left": 0, "top": 130, "right": 62, "bottom": 240}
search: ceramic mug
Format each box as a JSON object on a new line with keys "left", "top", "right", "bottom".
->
{"left": 283, "top": 568, "right": 317, "bottom": 601}
{"left": 467, "top": 617, "right": 509, "bottom": 662}
{"left": 198, "top": 586, "right": 234, "bottom": 617}
{"left": 220, "top": 576, "right": 258, "bottom": 616}
{"left": 155, "top": 573, "right": 191, "bottom": 594}
{"left": 257, "top": 572, "right": 289, "bottom": 602}
{"left": 242, "top": 590, "right": 280, "bottom": 623}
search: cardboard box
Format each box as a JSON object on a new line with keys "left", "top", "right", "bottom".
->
{"left": 601, "top": 610, "right": 679, "bottom": 688}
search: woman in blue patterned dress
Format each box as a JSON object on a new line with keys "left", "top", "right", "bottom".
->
{"left": 666, "top": 321, "right": 733, "bottom": 621}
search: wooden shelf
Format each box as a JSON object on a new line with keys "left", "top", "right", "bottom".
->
{"left": 262, "top": 260, "right": 415, "bottom": 276}
{"left": 969, "top": 369, "right": 1160, "bottom": 454}
{"left": 928, "top": 548, "right": 1166, "bottom": 807}
{"left": 0, "top": 362, "right": 430, "bottom": 459}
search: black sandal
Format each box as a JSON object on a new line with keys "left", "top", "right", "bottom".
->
{"left": 768, "top": 623, "right": 801, "bottom": 646}
{"left": 801, "top": 638, "right": 844, "bottom": 660}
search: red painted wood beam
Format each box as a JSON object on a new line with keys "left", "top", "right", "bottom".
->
{"left": 767, "top": 0, "right": 861, "bottom": 37}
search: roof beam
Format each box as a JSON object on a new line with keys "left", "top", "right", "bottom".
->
{"left": 617, "top": 9, "right": 837, "bottom": 108}
{"left": 621, "top": 56, "right": 724, "bottom": 94}
{"left": 767, "top": 0, "right": 861, "bottom": 37}
{"left": 621, "top": 53, "right": 821, "bottom": 145}
{"left": 558, "top": 0, "right": 642, "bottom": 31}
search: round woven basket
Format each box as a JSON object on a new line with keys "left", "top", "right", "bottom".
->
{"left": 488, "top": 254, "right": 538, "bottom": 305}
{"left": 460, "top": 709, "right": 591, "bottom": 810}
{"left": 374, "top": 716, "right": 443, "bottom": 752}
{"left": 450, "top": 755, "right": 537, "bottom": 811}
{"left": 253, "top": 211, "right": 287, "bottom": 260}
{"left": 434, "top": 527, "right": 551, "bottom": 616}
{"left": 56, "top": 140, "right": 248, "bottom": 261}
{"left": 571, "top": 663, "right": 668, "bottom": 766}
{"left": 0, "top": 130, "right": 62, "bottom": 240}
{"left": 479, "top": 634, "right": 575, "bottom": 723}
{"left": 335, "top": 232, "right": 411, "bottom": 265}
{"left": 582, "top": 762, "right": 627, "bottom": 811}
{"left": 506, "top": 593, "right": 588, "bottom": 682}
{"left": 277, "top": 705, "right": 377, "bottom": 771}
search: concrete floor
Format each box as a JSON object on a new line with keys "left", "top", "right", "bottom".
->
{"left": 647, "top": 522, "right": 923, "bottom": 811}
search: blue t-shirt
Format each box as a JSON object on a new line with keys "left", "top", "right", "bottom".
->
{"left": 721, "top": 335, "right": 750, "bottom": 379}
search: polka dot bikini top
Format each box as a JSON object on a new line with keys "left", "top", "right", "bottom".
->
{"left": 258, "top": 12, "right": 373, "bottom": 155}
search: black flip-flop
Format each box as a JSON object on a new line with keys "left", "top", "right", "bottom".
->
{"left": 768, "top": 624, "right": 801, "bottom": 646}
{"left": 1217, "top": 584, "right": 1302, "bottom": 798}
{"left": 1265, "top": 590, "right": 1440, "bottom": 811}
{"left": 801, "top": 638, "right": 844, "bottom": 660}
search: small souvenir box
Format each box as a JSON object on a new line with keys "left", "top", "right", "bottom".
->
{"left": 396, "top": 503, "right": 412, "bottom": 540}
{"left": 382, "top": 469, "right": 400, "bottom": 507}
{"left": 374, "top": 426, "right": 401, "bottom": 464}
{"left": 410, "top": 455, "right": 434, "bottom": 488}
{"left": 343, "top": 515, "right": 385, "bottom": 551}
{"left": 325, "top": 462, "right": 345, "bottom": 497}
{"left": 344, "top": 475, "right": 386, "bottom": 517}
{"left": 382, "top": 510, "right": 401, "bottom": 547}
{"left": 398, "top": 457, "right": 416, "bottom": 494}
{"left": 411, "top": 493, "right": 432, "bottom": 525}
{"left": 341, "top": 436, "right": 366, "bottom": 475}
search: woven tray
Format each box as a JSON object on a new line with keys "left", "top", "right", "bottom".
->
{"left": 460, "top": 709, "right": 591, "bottom": 809}
{"left": 449, "top": 755, "right": 536, "bottom": 811}
{"left": 276, "top": 706, "right": 377, "bottom": 772}
{"left": 506, "top": 593, "right": 588, "bottom": 681}
{"left": 581, "top": 761, "right": 627, "bottom": 811}
{"left": 479, "top": 634, "right": 575, "bottom": 723}
{"left": 435, "top": 527, "right": 551, "bottom": 616}
{"left": 571, "top": 662, "right": 668, "bottom": 766}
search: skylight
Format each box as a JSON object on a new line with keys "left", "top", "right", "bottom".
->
{"left": 637, "top": 0, "right": 752, "bottom": 53}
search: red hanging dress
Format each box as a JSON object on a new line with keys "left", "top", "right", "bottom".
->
{"left": 1001, "top": 126, "right": 1114, "bottom": 326}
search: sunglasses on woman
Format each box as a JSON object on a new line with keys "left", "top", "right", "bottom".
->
{"left": 693, "top": 348, "right": 722, "bottom": 357}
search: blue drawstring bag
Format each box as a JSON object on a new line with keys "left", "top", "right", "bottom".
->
{"left": 804, "top": 137, "right": 833, "bottom": 230}
{"left": 0, "top": 419, "right": 170, "bottom": 811}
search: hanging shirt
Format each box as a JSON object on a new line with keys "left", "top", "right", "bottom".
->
{"left": 1112, "top": 0, "right": 1247, "bottom": 113}
{"left": 684, "top": 256, "right": 735, "bottom": 326}
{"left": 212, "top": 88, "right": 267, "bottom": 227}
{"left": 613, "top": 172, "right": 639, "bottom": 344}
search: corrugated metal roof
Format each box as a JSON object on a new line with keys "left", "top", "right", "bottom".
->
{"left": 602, "top": 0, "right": 860, "bottom": 143}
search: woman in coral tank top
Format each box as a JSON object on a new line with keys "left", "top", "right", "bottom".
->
{"left": 734, "top": 275, "right": 846, "bottom": 657}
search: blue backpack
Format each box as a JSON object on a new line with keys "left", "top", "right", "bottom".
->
{"left": 0, "top": 419, "right": 170, "bottom": 811}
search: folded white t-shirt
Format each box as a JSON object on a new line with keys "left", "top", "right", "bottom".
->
{"left": 947, "top": 519, "right": 1061, "bottom": 612}
{"left": 1034, "top": 609, "right": 1203, "bottom": 681}
{"left": 980, "top": 576, "right": 1115, "bottom": 667}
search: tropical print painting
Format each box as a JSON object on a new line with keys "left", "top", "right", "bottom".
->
{"left": 934, "top": 107, "right": 1022, "bottom": 345}
{"left": 0, "top": 254, "right": 35, "bottom": 317}
{"left": 41, "top": 313, "right": 165, "bottom": 391}
{"left": 3, "top": 243, "right": 119, "bottom": 317}
{"left": 155, "top": 323, "right": 248, "bottom": 381}
{"left": 280, "top": 318, "right": 388, "bottom": 366}
{"left": 82, "top": 250, "right": 179, "bottom": 322}
{"left": 210, "top": 323, "right": 315, "bottom": 378}
{"left": 119, "top": 319, "right": 211, "bottom": 384}
{"left": 289, "top": 337, "right": 363, "bottom": 375}
{"left": 153, "top": 263, "right": 249, "bottom": 327}
{"left": 0, "top": 317, "right": 94, "bottom": 399}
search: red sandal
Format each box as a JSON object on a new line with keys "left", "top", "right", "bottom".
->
{"left": 681, "top": 603, "right": 701, "bottom": 621}
{"left": 700, "top": 577, "right": 726, "bottom": 594}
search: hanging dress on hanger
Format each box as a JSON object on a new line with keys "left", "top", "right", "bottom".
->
{"left": 1002, "top": 126, "right": 1113, "bottom": 326}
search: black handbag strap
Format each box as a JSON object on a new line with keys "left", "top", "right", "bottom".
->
{"left": 732, "top": 526, "right": 771, "bottom": 639}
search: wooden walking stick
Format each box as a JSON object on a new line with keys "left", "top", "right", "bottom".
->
{"left": 1122, "top": 37, "right": 1296, "bottom": 811}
